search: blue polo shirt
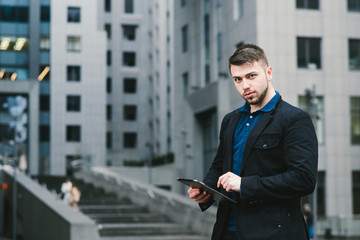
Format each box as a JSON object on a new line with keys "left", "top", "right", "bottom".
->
{"left": 227, "top": 91, "right": 280, "bottom": 231}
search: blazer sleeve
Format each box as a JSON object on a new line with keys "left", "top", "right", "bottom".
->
{"left": 240, "top": 110, "right": 318, "bottom": 202}
{"left": 199, "top": 113, "right": 231, "bottom": 211}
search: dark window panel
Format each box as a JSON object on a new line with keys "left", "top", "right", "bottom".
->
{"left": 40, "top": 95, "right": 50, "bottom": 111}
{"left": 123, "top": 132, "right": 137, "bottom": 148}
{"left": 123, "top": 78, "right": 136, "bottom": 93}
{"left": 107, "top": 77, "right": 112, "bottom": 93}
{"left": 349, "top": 39, "right": 360, "bottom": 70}
{"left": 105, "top": 0, "right": 111, "bottom": 12}
{"left": 125, "top": 0, "right": 134, "bottom": 13}
{"left": 0, "top": 6, "right": 29, "bottom": 22}
{"left": 67, "top": 65, "right": 81, "bottom": 81}
{"left": 122, "top": 25, "right": 137, "bottom": 41}
{"left": 66, "top": 95, "right": 81, "bottom": 112}
{"left": 67, "top": 7, "right": 80, "bottom": 23}
{"left": 39, "top": 125, "right": 50, "bottom": 142}
{"left": 66, "top": 125, "right": 81, "bottom": 142}
{"left": 123, "top": 52, "right": 136, "bottom": 67}
{"left": 123, "top": 105, "right": 137, "bottom": 121}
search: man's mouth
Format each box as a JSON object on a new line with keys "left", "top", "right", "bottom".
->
{"left": 244, "top": 92, "right": 254, "bottom": 98}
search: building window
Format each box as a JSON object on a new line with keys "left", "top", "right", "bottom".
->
{"left": 67, "top": 7, "right": 80, "bottom": 23}
{"left": 348, "top": 0, "right": 360, "bottom": 11}
{"left": 297, "top": 37, "right": 321, "bottom": 69}
{"left": 351, "top": 97, "right": 360, "bottom": 144}
{"left": 105, "top": 24, "right": 111, "bottom": 39}
{"left": 233, "top": 0, "right": 244, "bottom": 20}
{"left": 123, "top": 105, "right": 137, "bottom": 121}
{"left": 296, "top": 0, "right": 319, "bottom": 9}
{"left": 182, "top": 25, "right": 188, "bottom": 53}
{"left": 107, "top": 104, "right": 112, "bottom": 121}
{"left": 67, "top": 65, "right": 81, "bottom": 81}
{"left": 67, "top": 36, "right": 81, "bottom": 52}
{"left": 0, "top": 36, "right": 29, "bottom": 52}
{"left": 123, "top": 52, "right": 136, "bottom": 67}
{"left": 66, "top": 125, "right": 81, "bottom": 142}
{"left": 123, "top": 78, "right": 136, "bottom": 93}
{"left": 217, "top": 33, "right": 222, "bottom": 60}
{"left": 0, "top": 6, "right": 29, "bottom": 22}
{"left": 183, "top": 72, "right": 189, "bottom": 97}
{"left": 40, "top": 36, "right": 50, "bottom": 50}
{"left": 105, "top": 0, "right": 111, "bottom": 12}
{"left": 66, "top": 95, "right": 81, "bottom": 112}
{"left": 107, "top": 50, "right": 112, "bottom": 66}
{"left": 317, "top": 171, "right": 326, "bottom": 217}
{"left": 39, "top": 125, "right": 50, "bottom": 142}
{"left": 122, "top": 25, "right": 137, "bottom": 41}
{"left": 124, "top": 0, "right": 134, "bottom": 13}
{"left": 298, "top": 95, "right": 325, "bottom": 144}
{"left": 107, "top": 77, "right": 112, "bottom": 93}
{"left": 353, "top": 171, "right": 360, "bottom": 214}
{"left": 40, "top": 95, "right": 50, "bottom": 111}
{"left": 107, "top": 132, "right": 112, "bottom": 149}
{"left": 349, "top": 39, "right": 360, "bottom": 70}
{"left": 40, "top": 6, "right": 50, "bottom": 22}
{"left": 123, "top": 132, "right": 137, "bottom": 148}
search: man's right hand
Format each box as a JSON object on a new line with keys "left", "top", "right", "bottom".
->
{"left": 187, "top": 187, "right": 211, "bottom": 203}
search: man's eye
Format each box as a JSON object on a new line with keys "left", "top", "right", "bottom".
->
{"left": 234, "top": 78, "right": 241, "bottom": 82}
{"left": 249, "top": 74, "right": 256, "bottom": 79}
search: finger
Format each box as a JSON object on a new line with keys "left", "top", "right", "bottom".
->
{"left": 189, "top": 189, "right": 201, "bottom": 198}
{"left": 217, "top": 173, "right": 227, "bottom": 188}
{"left": 194, "top": 191, "right": 210, "bottom": 202}
{"left": 198, "top": 193, "right": 211, "bottom": 203}
{"left": 194, "top": 191, "right": 207, "bottom": 199}
{"left": 220, "top": 176, "right": 229, "bottom": 188}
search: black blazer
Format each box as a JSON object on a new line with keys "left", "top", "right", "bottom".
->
{"left": 200, "top": 97, "right": 318, "bottom": 240}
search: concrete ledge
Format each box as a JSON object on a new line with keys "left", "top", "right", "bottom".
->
{"left": 75, "top": 167, "right": 217, "bottom": 237}
{"left": 0, "top": 166, "right": 100, "bottom": 240}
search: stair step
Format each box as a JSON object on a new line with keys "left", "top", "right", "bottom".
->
{"left": 98, "top": 223, "right": 192, "bottom": 236}
{"left": 80, "top": 205, "right": 148, "bottom": 214}
{"left": 100, "top": 235, "right": 209, "bottom": 240}
{"left": 80, "top": 198, "right": 130, "bottom": 205}
{"left": 88, "top": 212, "right": 168, "bottom": 223}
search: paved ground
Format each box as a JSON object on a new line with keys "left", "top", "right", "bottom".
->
{"left": 318, "top": 237, "right": 360, "bottom": 240}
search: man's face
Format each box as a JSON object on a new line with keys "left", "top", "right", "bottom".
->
{"left": 230, "top": 61, "right": 272, "bottom": 109}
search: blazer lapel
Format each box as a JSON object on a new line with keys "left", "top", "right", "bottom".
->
{"left": 240, "top": 111, "right": 273, "bottom": 175}
{"left": 224, "top": 111, "right": 242, "bottom": 172}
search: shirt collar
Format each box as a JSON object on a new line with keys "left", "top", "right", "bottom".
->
{"left": 239, "top": 91, "right": 280, "bottom": 114}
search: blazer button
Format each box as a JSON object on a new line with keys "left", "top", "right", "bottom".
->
{"left": 263, "top": 144, "right": 268, "bottom": 149}
{"left": 277, "top": 224, "right": 282, "bottom": 228}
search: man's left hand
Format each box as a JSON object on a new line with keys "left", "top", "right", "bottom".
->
{"left": 217, "top": 172, "right": 241, "bottom": 192}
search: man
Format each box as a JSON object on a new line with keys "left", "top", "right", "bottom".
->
{"left": 188, "top": 44, "right": 318, "bottom": 240}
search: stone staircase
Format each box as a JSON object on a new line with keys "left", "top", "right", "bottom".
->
{"left": 35, "top": 176, "right": 209, "bottom": 240}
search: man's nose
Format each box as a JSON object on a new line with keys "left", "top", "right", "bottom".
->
{"left": 242, "top": 79, "right": 250, "bottom": 89}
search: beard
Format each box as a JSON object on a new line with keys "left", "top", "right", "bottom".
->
{"left": 244, "top": 83, "right": 269, "bottom": 106}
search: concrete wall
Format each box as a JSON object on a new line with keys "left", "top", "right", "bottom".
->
{"left": 0, "top": 166, "right": 99, "bottom": 240}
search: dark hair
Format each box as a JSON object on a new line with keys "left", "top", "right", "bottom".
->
{"left": 228, "top": 44, "right": 268, "bottom": 71}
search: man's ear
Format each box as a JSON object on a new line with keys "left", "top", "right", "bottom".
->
{"left": 266, "top": 66, "right": 273, "bottom": 81}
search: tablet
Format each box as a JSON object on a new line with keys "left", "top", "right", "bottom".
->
{"left": 177, "top": 178, "right": 236, "bottom": 204}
